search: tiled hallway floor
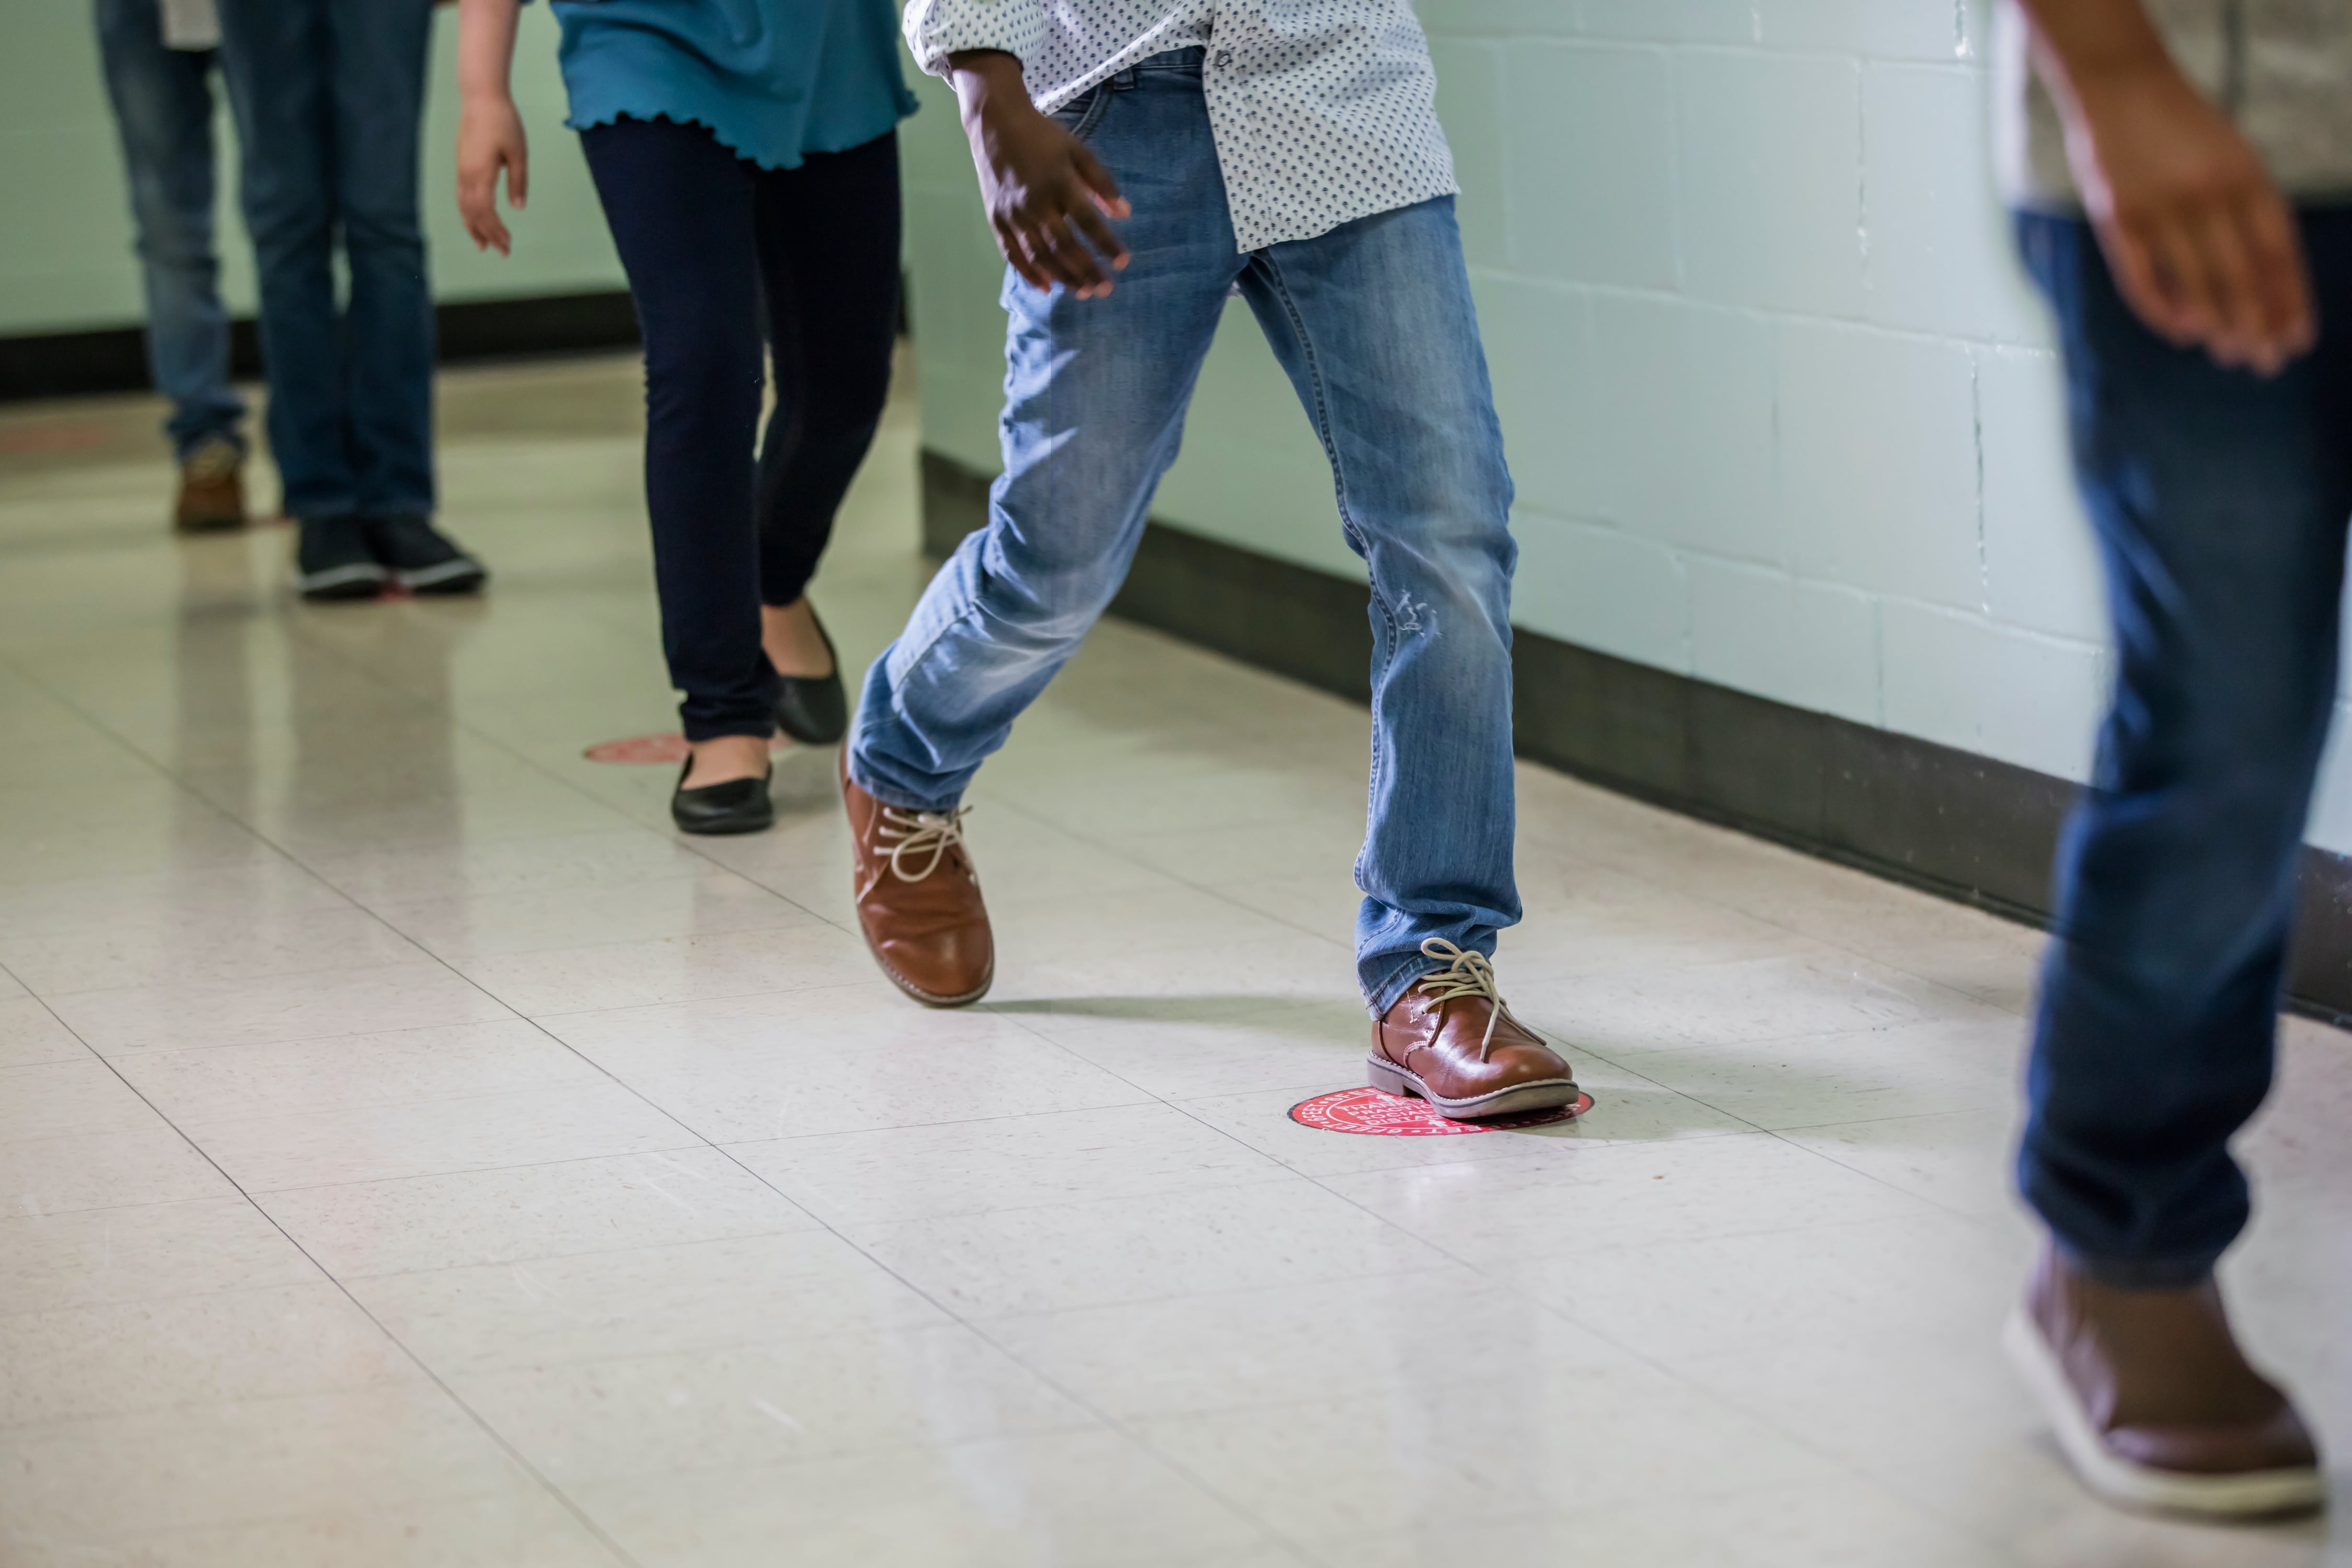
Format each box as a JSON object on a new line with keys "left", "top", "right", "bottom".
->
{"left": 0, "top": 356, "right": 2344, "bottom": 1566}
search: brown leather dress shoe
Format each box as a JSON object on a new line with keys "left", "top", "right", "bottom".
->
{"left": 174, "top": 435, "right": 247, "bottom": 533}
{"left": 1368, "top": 939, "right": 1579, "bottom": 1119}
{"left": 2005, "top": 1244, "right": 2325, "bottom": 1517}
{"left": 840, "top": 751, "right": 994, "bottom": 1007}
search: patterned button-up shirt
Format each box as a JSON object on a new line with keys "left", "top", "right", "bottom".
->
{"left": 902, "top": 0, "right": 1458, "bottom": 251}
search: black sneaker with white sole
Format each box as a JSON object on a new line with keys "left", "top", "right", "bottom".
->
{"left": 295, "top": 516, "right": 390, "bottom": 601}
{"left": 364, "top": 514, "right": 488, "bottom": 595}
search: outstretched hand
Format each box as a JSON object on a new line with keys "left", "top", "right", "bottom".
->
{"left": 949, "top": 50, "right": 1131, "bottom": 298}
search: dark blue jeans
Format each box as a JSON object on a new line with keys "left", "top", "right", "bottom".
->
{"left": 2019, "top": 206, "right": 2352, "bottom": 1288}
{"left": 94, "top": 0, "right": 246, "bottom": 459}
{"left": 214, "top": 0, "right": 436, "bottom": 522}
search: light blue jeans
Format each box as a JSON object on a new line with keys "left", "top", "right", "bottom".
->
{"left": 852, "top": 49, "right": 1521, "bottom": 1013}
{"left": 95, "top": 0, "right": 246, "bottom": 459}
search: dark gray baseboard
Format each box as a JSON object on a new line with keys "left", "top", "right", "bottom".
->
{"left": 922, "top": 448, "right": 2352, "bottom": 1022}
{"left": 0, "top": 291, "right": 641, "bottom": 403}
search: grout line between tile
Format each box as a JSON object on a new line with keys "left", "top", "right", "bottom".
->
{"left": 0, "top": 953, "right": 647, "bottom": 1568}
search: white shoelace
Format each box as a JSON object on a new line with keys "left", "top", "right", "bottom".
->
{"left": 1411, "top": 938, "right": 1529, "bottom": 1059}
{"left": 877, "top": 804, "right": 972, "bottom": 882}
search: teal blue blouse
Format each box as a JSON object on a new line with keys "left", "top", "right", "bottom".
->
{"left": 550, "top": 0, "right": 916, "bottom": 171}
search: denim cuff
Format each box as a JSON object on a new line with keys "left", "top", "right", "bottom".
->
{"left": 844, "top": 753, "right": 962, "bottom": 816}
{"left": 1362, "top": 951, "right": 1448, "bottom": 1019}
{"left": 2058, "top": 1240, "right": 2223, "bottom": 1291}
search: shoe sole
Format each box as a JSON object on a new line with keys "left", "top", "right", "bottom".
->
{"left": 294, "top": 564, "right": 389, "bottom": 601}
{"left": 397, "top": 560, "right": 487, "bottom": 595}
{"left": 1364, "top": 1054, "right": 1582, "bottom": 1120}
{"left": 671, "top": 809, "right": 775, "bottom": 836}
{"left": 2002, "top": 1309, "right": 2327, "bottom": 1518}
{"left": 866, "top": 940, "right": 993, "bottom": 1009}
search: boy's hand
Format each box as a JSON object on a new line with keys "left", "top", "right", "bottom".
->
{"left": 2022, "top": 0, "right": 2313, "bottom": 374}
{"left": 948, "top": 50, "right": 1131, "bottom": 297}
{"left": 456, "top": 96, "right": 528, "bottom": 256}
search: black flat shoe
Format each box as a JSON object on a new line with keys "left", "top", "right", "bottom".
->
{"left": 773, "top": 610, "right": 848, "bottom": 746}
{"left": 671, "top": 759, "right": 775, "bottom": 835}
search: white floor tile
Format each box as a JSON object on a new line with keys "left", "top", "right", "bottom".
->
{"left": 257, "top": 1146, "right": 818, "bottom": 1278}
{"left": 179, "top": 1080, "right": 699, "bottom": 1191}
{"left": 0, "top": 1124, "right": 238, "bottom": 1216}
{"left": 350, "top": 1230, "right": 947, "bottom": 1375}
{"left": 854, "top": 1180, "right": 1455, "bottom": 1319}
{"left": 51, "top": 961, "right": 514, "bottom": 1057}
{"left": 450, "top": 1322, "right": 1097, "bottom": 1482}
{"left": 0, "top": 997, "right": 87, "bottom": 1069}
{"left": 580, "top": 1429, "right": 1276, "bottom": 1568}
{"left": 723, "top": 1101, "right": 1291, "bottom": 1230}
{"left": 0, "top": 1279, "right": 417, "bottom": 1428}
{"left": 6, "top": 359, "right": 2345, "bottom": 1567}
{"left": 0, "top": 1197, "right": 316, "bottom": 1317}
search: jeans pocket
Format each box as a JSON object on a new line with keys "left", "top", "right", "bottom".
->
{"left": 1050, "top": 83, "right": 1114, "bottom": 142}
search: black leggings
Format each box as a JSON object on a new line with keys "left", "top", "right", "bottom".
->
{"left": 582, "top": 116, "right": 901, "bottom": 740}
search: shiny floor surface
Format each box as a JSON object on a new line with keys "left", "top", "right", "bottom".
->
{"left": 0, "top": 356, "right": 2344, "bottom": 1567}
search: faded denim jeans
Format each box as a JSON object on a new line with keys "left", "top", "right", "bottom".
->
{"left": 851, "top": 49, "right": 1521, "bottom": 1012}
{"left": 95, "top": 0, "right": 246, "bottom": 458}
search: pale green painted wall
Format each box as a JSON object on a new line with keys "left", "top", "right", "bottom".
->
{"left": 902, "top": 4, "right": 2175, "bottom": 833}
{"left": 0, "top": 1, "right": 622, "bottom": 337}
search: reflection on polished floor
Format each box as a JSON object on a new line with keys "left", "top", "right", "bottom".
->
{"left": 0, "top": 354, "right": 2343, "bottom": 1566}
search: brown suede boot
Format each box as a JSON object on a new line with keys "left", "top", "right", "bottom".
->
{"left": 173, "top": 435, "right": 247, "bottom": 533}
{"left": 840, "top": 750, "right": 994, "bottom": 1007}
{"left": 2006, "top": 1244, "right": 2325, "bottom": 1517}
{"left": 1367, "top": 939, "right": 1579, "bottom": 1119}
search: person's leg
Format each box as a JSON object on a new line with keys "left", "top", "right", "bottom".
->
{"left": 214, "top": 0, "right": 355, "bottom": 523}
{"left": 2020, "top": 206, "right": 2352, "bottom": 1289}
{"left": 93, "top": 0, "right": 244, "bottom": 463}
{"left": 580, "top": 116, "right": 776, "bottom": 750}
{"left": 1234, "top": 198, "right": 1520, "bottom": 1014}
{"left": 325, "top": 0, "right": 435, "bottom": 521}
{"left": 850, "top": 56, "right": 1240, "bottom": 812}
{"left": 840, "top": 53, "right": 1238, "bottom": 1008}
{"left": 751, "top": 129, "right": 902, "bottom": 681}
{"left": 2007, "top": 205, "right": 2352, "bottom": 1513}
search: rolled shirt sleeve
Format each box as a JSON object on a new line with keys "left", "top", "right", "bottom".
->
{"left": 902, "top": 0, "right": 1045, "bottom": 78}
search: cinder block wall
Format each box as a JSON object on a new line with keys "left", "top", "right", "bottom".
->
{"left": 901, "top": 0, "right": 2352, "bottom": 860}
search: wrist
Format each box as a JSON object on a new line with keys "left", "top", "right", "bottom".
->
{"left": 947, "top": 50, "right": 1029, "bottom": 118}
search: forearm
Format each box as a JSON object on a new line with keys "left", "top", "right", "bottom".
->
{"left": 455, "top": 0, "right": 523, "bottom": 106}
{"left": 2011, "top": 0, "right": 2177, "bottom": 101}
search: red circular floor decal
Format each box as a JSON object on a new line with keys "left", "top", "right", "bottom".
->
{"left": 585, "top": 733, "right": 694, "bottom": 765}
{"left": 1289, "top": 1086, "right": 1594, "bottom": 1136}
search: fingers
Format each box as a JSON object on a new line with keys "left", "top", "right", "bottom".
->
{"left": 507, "top": 148, "right": 528, "bottom": 210}
{"left": 995, "top": 194, "right": 1126, "bottom": 298}
{"left": 2100, "top": 213, "right": 2194, "bottom": 347}
{"left": 1072, "top": 143, "right": 1131, "bottom": 220}
{"left": 457, "top": 175, "right": 511, "bottom": 256}
{"left": 2106, "top": 195, "right": 2315, "bottom": 376}
{"left": 1068, "top": 197, "right": 1130, "bottom": 278}
{"left": 1039, "top": 212, "right": 1112, "bottom": 296}
{"left": 2238, "top": 189, "right": 2318, "bottom": 365}
{"left": 990, "top": 219, "right": 1055, "bottom": 293}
